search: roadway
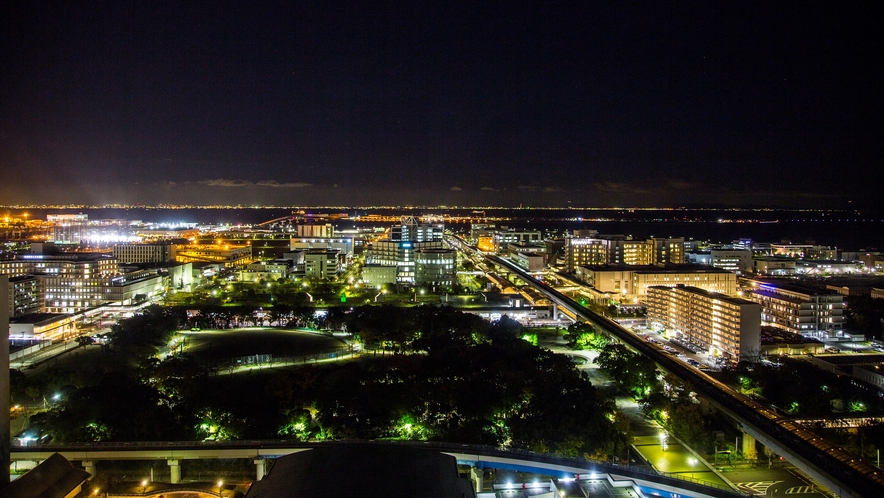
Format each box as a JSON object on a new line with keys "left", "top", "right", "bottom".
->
{"left": 479, "top": 252, "right": 884, "bottom": 498}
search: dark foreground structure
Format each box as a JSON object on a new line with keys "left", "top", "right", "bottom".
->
{"left": 244, "top": 444, "right": 476, "bottom": 498}
{"left": 0, "top": 453, "right": 90, "bottom": 498}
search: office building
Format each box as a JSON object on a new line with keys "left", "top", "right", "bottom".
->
{"left": 647, "top": 285, "right": 761, "bottom": 361}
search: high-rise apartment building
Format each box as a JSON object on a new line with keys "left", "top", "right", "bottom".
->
{"left": 647, "top": 285, "right": 760, "bottom": 361}
{"left": 745, "top": 281, "right": 844, "bottom": 338}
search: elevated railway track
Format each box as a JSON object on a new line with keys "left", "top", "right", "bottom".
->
{"left": 483, "top": 253, "right": 884, "bottom": 498}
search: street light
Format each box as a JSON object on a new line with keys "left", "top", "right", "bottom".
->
{"left": 217, "top": 480, "right": 224, "bottom": 495}
{"left": 141, "top": 480, "right": 147, "bottom": 494}
{"left": 688, "top": 457, "right": 697, "bottom": 479}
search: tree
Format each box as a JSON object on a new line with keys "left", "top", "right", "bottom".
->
{"left": 564, "top": 322, "right": 606, "bottom": 350}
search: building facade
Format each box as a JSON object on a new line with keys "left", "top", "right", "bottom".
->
{"left": 7, "top": 275, "right": 42, "bottom": 317}
{"left": 746, "top": 282, "right": 844, "bottom": 338}
{"left": 566, "top": 235, "right": 684, "bottom": 271}
{"left": 172, "top": 243, "right": 252, "bottom": 267}
{"left": 414, "top": 248, "right": 457, "bottom": 287}
{"left": 113, "top": 243, "right": 175, "bottom": 263}
{"left": 647, "top": 285, "right": 761, "bottom": 361}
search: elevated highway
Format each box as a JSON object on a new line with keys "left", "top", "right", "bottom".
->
{"left": 11, "top": 440, "right": 744, "bottom": 498}
{"left": 485, "top": 254, "right": 884, "bottom": 498}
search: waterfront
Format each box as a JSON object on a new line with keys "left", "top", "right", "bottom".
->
{"left": 3, "top": 206, "right": 883, "bottom": 249}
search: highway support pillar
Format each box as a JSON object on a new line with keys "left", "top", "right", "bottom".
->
{"left": 470, "top": 466, "right": 483, "bottom": 493}
{"left": 254, "top": 459, "right": 266, "bottom": 481}
{"left": 741, "top": 431, "right": 757, "bottom": 460}
{"left": 552, "top": 304, "right": 559, "bottom": 320}
{"left": 168, "top": 459, "right": 181, "bottom": 483}
{"left": 81, "top": 460, "right": 95, "bottom": 477}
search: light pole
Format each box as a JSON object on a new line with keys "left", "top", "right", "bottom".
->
{"left": 688, "top": 458, "right": 697, "bottom": 479}
{"left": 217, "top": 480, "right": 224, "bottom": 496}
{"left": 141, "top": 479, "right": 147, "bottom": 495}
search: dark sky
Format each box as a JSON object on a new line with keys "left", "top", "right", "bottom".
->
{"left": 2, "top": 1, "right": 882, "bottom": 208}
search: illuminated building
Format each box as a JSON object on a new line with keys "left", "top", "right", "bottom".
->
{"left": 512, "top": 252, "right": 544, "bottom": 272}
{"left": 470, "top": 224, "right": 541, "bottom": 253}
{"left": 710, "top": 249, "right": 752, "bottom": 274}
{"left": 565, "top": 235, "right": 684, "bottom": 271}
{"left": 414, "top": 248, "right": 456, "bottom": 287}
{"left": 113, "top": 243, "right": 175, "bottom": 263}
{"left": 237, "top": 262, "right": 291, "bottom": 282}
{"left": 745, "top": 281, "right": 844, "bottom": 338}
{"left": 7, "top": 275, "right": 42, "bottom": 317}
{"left": 289, "top": 237, "right": 354, "bottom": 258}
{"left": 576, "top": 265, "right": 736, "bottom": 298}
{"left": 304, "top": 250, "right": 341, "bottom": 279}
{"left": 770, "top": 244, "right": 837, "bottom": 260}
{"left": 173, "top": 243, "right": 252, "bottom": 267}
{"left": 296, "top": 223, "right": 335, "bottom": 238}
{"left": 361, "top": 264, "right": 398, "bottom": 287}
{"left": 366, "top": 216, "right": 452, "bottom": 285}
{"left": 754, "top": 257, "right": 797, "bottom": 275}
{"left": 646, "top": 285, "right": 760, "bottom": 360}
{"left": 47, "top": 213, "right": 89, "bottom": 244}
{"left": 391, "top": 216, "right": 443, "bottom": 242}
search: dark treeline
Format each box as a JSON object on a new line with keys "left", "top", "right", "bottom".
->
{"left": 21, "top": 305, "right": 630, "bottom": 461}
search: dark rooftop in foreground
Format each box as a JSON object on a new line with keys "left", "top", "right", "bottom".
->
{"left": 244, "top": 444, "right": 476, "bottom": 498}
{"left": 0, "top": 453, "right": 90, "bottom": 498}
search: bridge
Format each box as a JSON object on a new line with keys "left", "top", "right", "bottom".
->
{"left": 482, "top": 253, "right": 884, "bottom": 498}
{"left": 10, "top": 440, "right": 745, "bottom": 498}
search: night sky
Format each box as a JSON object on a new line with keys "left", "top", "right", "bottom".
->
{"left": 2, "top": 1, "right": 881, "bottom": 208}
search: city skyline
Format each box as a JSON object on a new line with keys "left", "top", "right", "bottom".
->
{"left": 2, "top": 2, "right": 882, "bottom": 208}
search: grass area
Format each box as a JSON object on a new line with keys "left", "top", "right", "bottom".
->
{"left": 181, "top": 328, "right": 347, "bottom": 361}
